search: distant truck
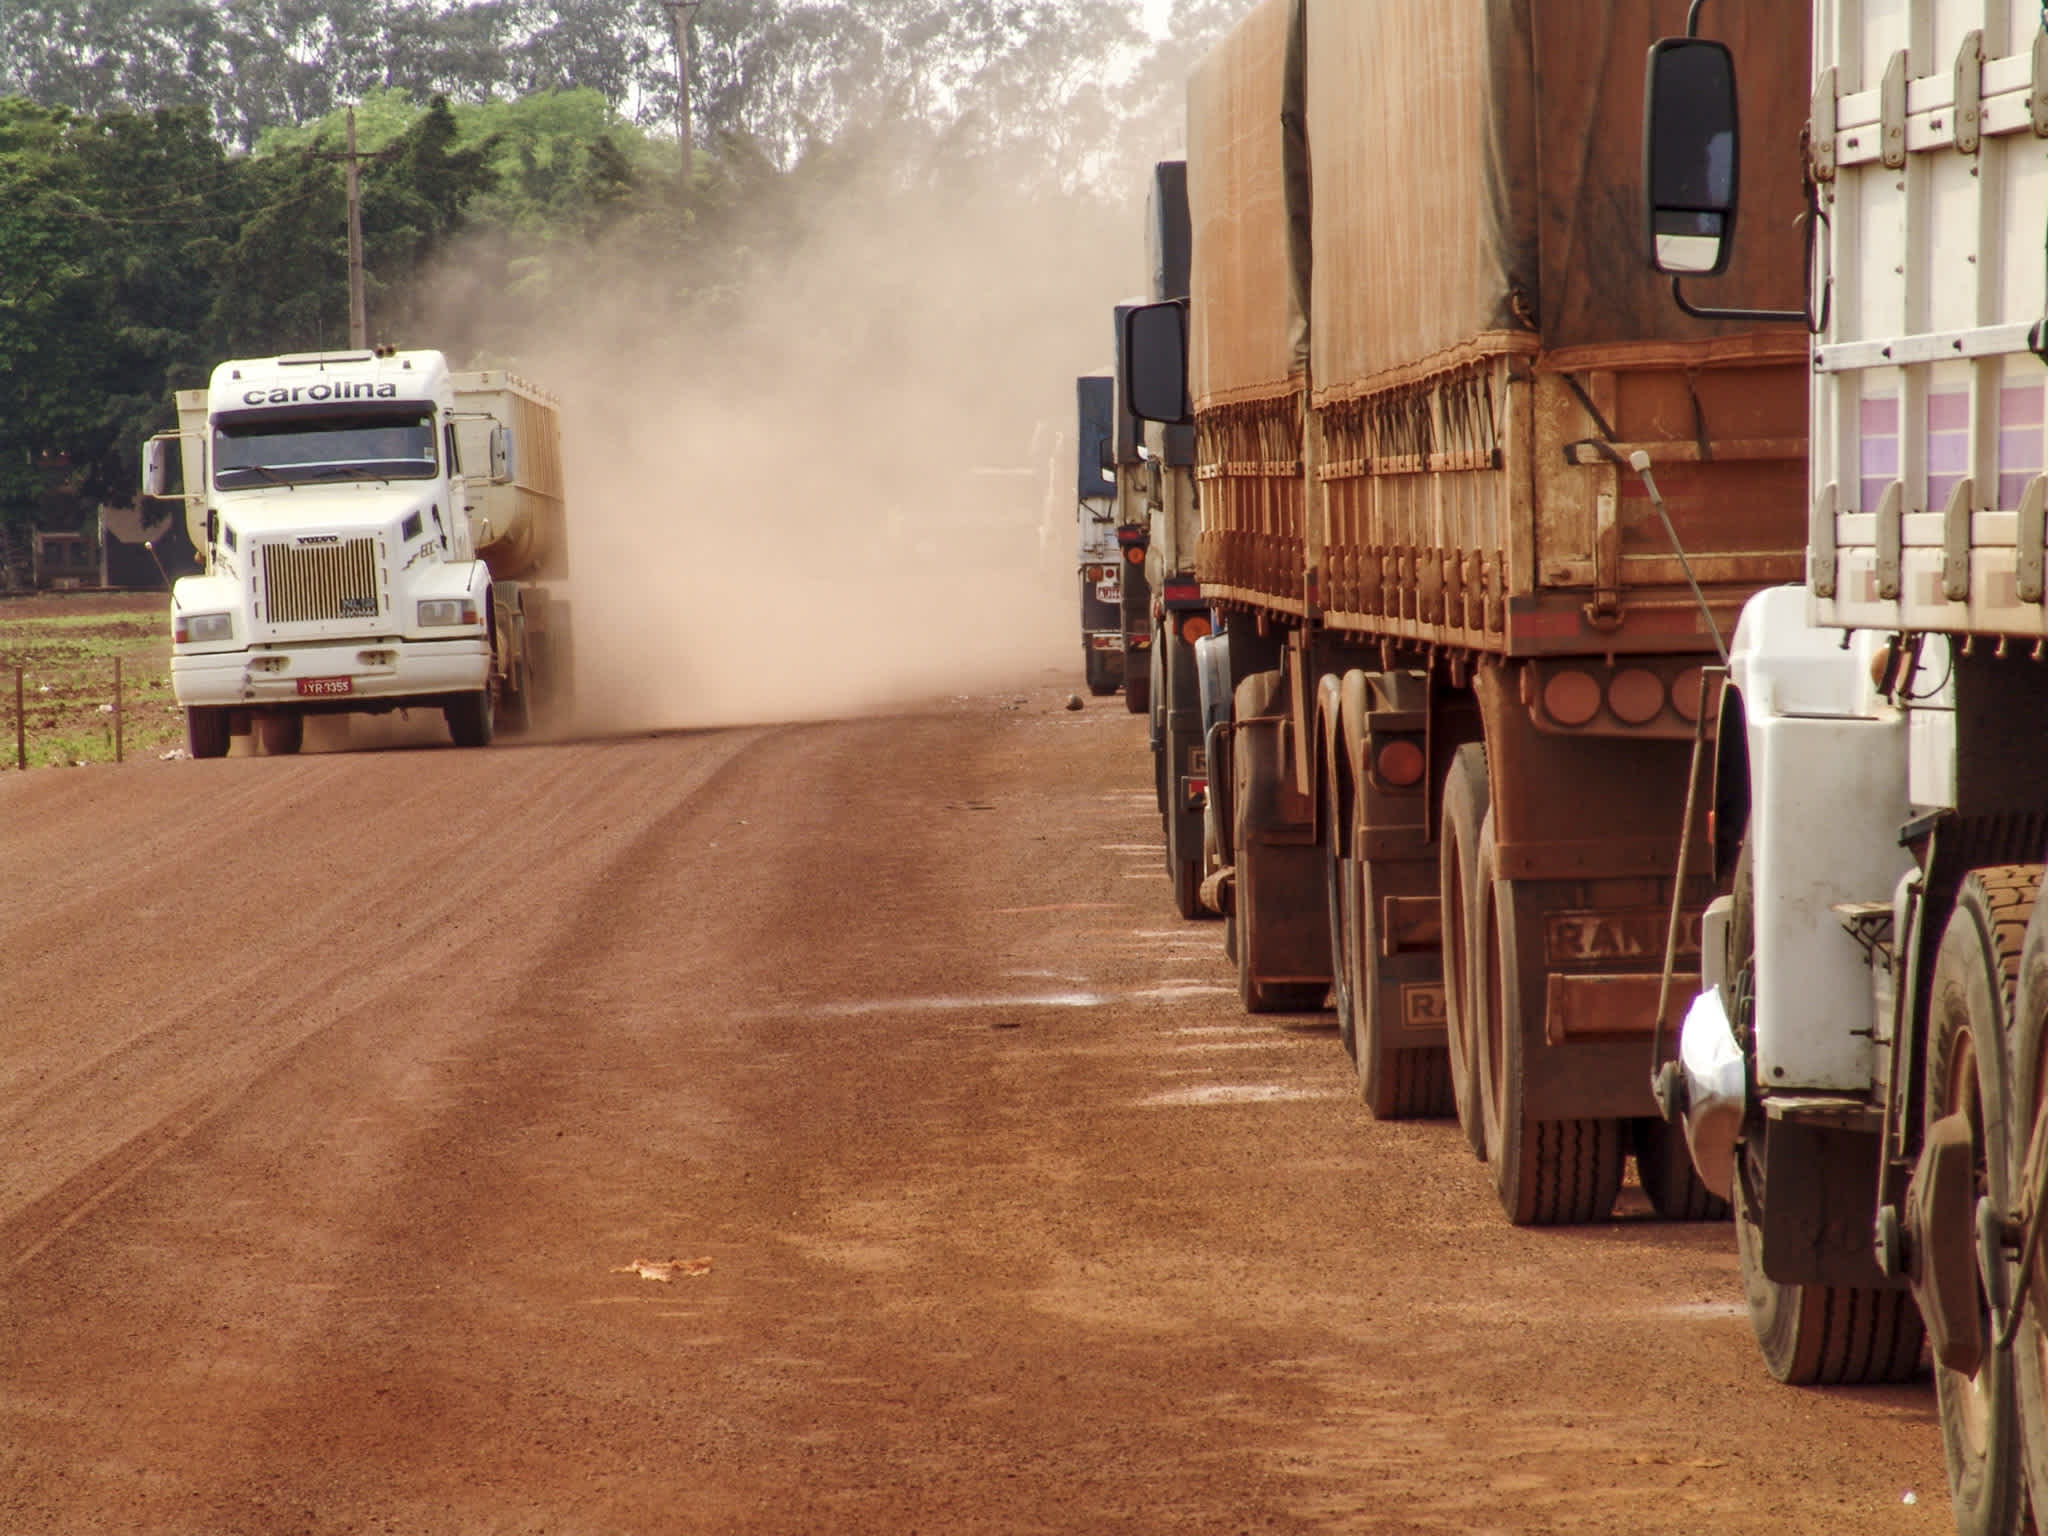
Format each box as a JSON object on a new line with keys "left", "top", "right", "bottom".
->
{"left": 1075, "top": 373, "right": 1125, "bottom": 696}
{"left": 1122, "top": 0, "right": 1809, "bottom": 1216}
{"left": 143, "top": 348, "right": 569, "bottom": 757}
{"left": 1647, "top": 1, "right": 2048, "bottom": 1524}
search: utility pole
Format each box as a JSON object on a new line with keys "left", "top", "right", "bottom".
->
{"left": 343, "top": 107, "right": 366, "bottom": 347}
{"left": 663, "top": 0, "right": 703, "bottom": 169}
{"left": 314, "top": 107, "right": 390, "bottom": 348}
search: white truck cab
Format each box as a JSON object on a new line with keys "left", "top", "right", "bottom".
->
{"left": 148, "top": 348, "right": 562, "bottom": 756}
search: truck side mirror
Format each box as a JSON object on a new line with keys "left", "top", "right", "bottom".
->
{"left": 142, "top": 437, "right": 176, "bottom": 497}
{"left": 1643, "top": 38, "right": 1740, "bottom": 277}
{"left": 1120, "top": 301, "right": 1192, "bottom": 426}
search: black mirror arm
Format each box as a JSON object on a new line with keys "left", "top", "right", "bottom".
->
{"left": 1672, "top": 182, "right": 1832, "bottom": 332}
{"left": 1670, "top": 277, "right": 1805, "bottom": 325}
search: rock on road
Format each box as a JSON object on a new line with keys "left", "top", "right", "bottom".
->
{"left": 1, "top": 680, "right": 1946, "bottom": 1534}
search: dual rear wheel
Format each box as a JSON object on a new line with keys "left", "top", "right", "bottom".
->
{"left": 1329, "top": 730, "right": 1452, "bottom": 1120}
{"left": 1438, "top": 741, "right": 1722, "bottom": 1225}
{"left": 256, "top": 712, "right": 302, "bottom": 756}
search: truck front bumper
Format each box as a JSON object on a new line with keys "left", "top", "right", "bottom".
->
{"left": 173, "top": 637, "right": 489, "bottom": 709}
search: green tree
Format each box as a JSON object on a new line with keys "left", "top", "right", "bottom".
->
{"left": 0, "top": 98, "right": 242, "bottom": 533}
{"left": 0, "top": 99, "right": 95, "bottom": 515}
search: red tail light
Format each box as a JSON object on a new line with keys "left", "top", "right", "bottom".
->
{"left": 1374, "top": 739, "right": 1426, "bottom": 788}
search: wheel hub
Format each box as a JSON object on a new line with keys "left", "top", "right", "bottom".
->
{"left": 1908, "top": 1111, "right": 1987, "bottom": 1377}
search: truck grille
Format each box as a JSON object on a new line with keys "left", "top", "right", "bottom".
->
{"left": 261, "top": 538, "right": 380, "bottom": 624}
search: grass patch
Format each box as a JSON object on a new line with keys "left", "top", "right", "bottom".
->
{"left": 0, "top": 597, "right": 182, "bottom": 770}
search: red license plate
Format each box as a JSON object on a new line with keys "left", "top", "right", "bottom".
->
{"left": 296, "top": 676, "right": 353, "bottom": 697}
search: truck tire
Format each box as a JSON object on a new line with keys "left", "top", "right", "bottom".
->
{"left": 1475, "top": 809, "right": 1624, "bottom": 1225}
{"left": 444, "top": 688, "right": 495, "bottom": 749}
{"left": 256, "top": 712, "right": 303, "bottom": 756}
{"left": 2007, "top": 871, "right": 2048, "bottom": 1508}
{"left": 1163, "top": 637, "right": 1209, "bottom": 921}
{"left": 1438, "top": 743, "right": 1490, "bottom": 1158}
{"left": 1124, "top": 654, "right": 1151, "bottom": 716}
{"left": 1924, "top": 867, "right": 2035, "bottom": 1536}
{"left": 1734, "top": 1134, "right": 1926, "bottom": 1384}
{"left": 499, "top": 664, "right": 532, "bottom": 735}
{"left": 1325, "top": 770, "right": 1358, "bottom": 1057}
{"left": 1630, "top": 1116, "right": 1730, "bottom": 1221}
{"left": 1353, "top": 852, "right": 1454, "bottom": 1119}
{"left": 1724, "top": 837, "right": 1924, "bottom": 1385}
{"left": 185, "top": 706, "right": 230, "bottom": 760}
{"left": 1084, "top": 647, "right": 1120, "bottom": 696}
{"left": 1232, "top": 669, "right": 1324, "bottom": 1014}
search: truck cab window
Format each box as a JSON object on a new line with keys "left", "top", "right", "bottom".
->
{"left": 213, "top": 411, "right": 438, "bottom": 488}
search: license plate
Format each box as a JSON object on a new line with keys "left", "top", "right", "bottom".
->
{"left": 296, "top": 676, "right": 353, "bottom": 697}
{"left": 1096, "top": 580, "right": 1121, "bottom": 603}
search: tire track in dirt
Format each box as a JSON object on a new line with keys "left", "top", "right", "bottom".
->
{"left": 0, "top": 728, "right": 765, "bottom": 1273}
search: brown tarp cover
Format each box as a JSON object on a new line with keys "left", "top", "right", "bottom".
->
{"left": 1187, "top": 0, "right": 1310, "bottom": 411}
{"left": 1306, "top": 0, "right": 1811, "bottom": 401}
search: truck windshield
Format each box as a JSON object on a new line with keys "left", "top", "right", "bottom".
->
{"left": 213, "top": 410, "right": 437, "bottom": 488}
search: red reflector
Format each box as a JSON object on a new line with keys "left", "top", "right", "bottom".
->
{"left": 1179, "top": 614, "right": 1212, "bottom": 643}
{"left": 1124, "top": 545, "right": 1145, "bottom": 565}
{"left": 1375, "top": 739, "right": 1426, "bottom": 788}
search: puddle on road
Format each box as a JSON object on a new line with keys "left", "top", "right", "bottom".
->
{"left": 992, "top": 902, "right": 1121, "bottom": 915}
{"left": 1169, "top": 1039, "right": 1294, "bottom": 1054}
{"left": 807, "top": 992, "right": 1111, "bottom": 1018}
{"left": 1138, "top": 1083, "right": 1344, "bottom": 1108}
{"left": 1654, "top": 1300, "right": 1749, "bottom": 1320}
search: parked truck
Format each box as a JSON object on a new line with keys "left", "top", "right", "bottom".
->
{"left": 1121, "top": 0, "right": 1811, "bottom": 1218}
{"left": 1075, "top": 373, "right": 1126, "bottom": 697}
{"left": 1646, "top": 2, "right": 2048, "bottom": 1526}
{"left": 144, "top": 348, "right": 570, "bottom": 757}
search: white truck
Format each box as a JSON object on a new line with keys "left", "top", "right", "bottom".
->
{"left": 1647, "top": 5, "right": 2048, "bottom": 1529}
{"left": 145, "top": 348, "right": 569, "bottom": 756}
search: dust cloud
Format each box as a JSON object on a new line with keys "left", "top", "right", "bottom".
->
{"left": 425, "top": 168, "right": 1143, "bottom": 734}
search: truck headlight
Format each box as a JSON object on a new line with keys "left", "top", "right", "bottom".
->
{"left": 417, "top": 598, "right": 479, "bottom": 627}
{"left": 174, "top": 611, "right": 233, "bottom": 644}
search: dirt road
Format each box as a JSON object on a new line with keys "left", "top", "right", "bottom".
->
{"left": 0, "top": 678, "right": 1947, "bottom": 1534}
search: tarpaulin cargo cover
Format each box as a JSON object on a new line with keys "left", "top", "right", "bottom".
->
{"left": 1184, "top": 0, "right": 1813, "bottom": 647}
{"left": 1308, "top": 0, "right": 1811, "bottom": 399}
{"left": 1187, "top": 0, "right": 1309, "bottom": 413}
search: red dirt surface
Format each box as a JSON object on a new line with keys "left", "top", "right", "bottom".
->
{"left": 0, "top": 672, "right": 1947, "bottom": 1534}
